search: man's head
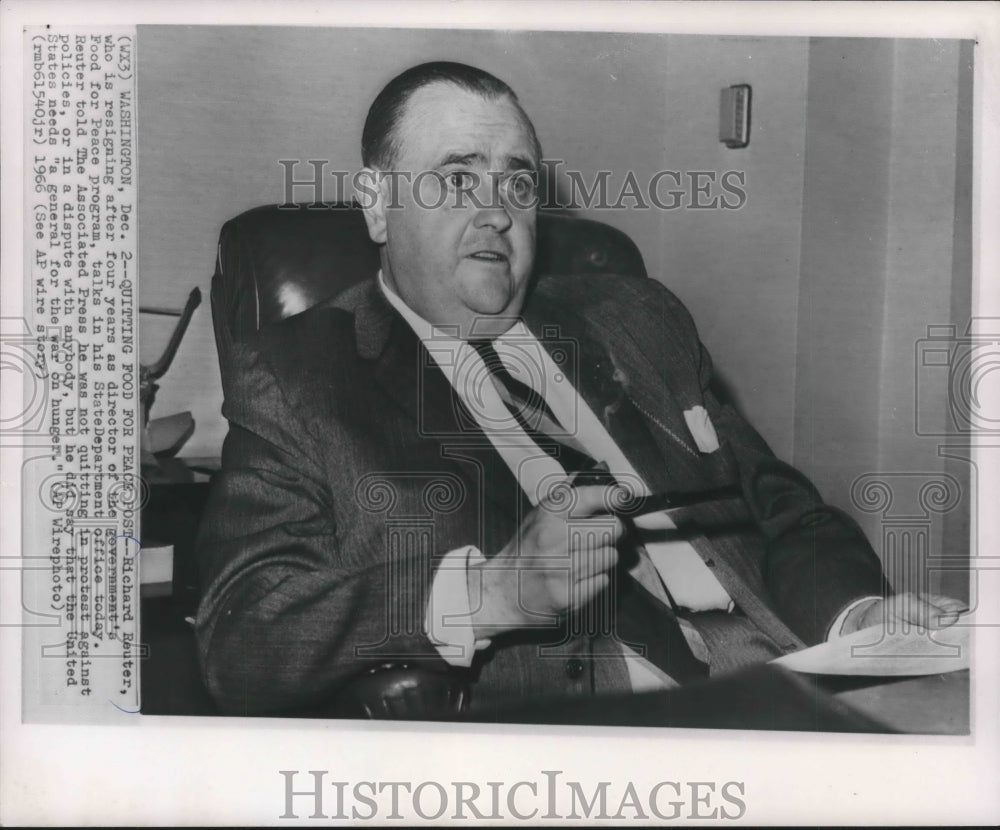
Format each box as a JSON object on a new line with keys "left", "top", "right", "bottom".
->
{"left": 359, "top": 62, "right": 541, "bottom": 339}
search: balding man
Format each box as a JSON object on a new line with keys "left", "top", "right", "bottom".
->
{"left": 195, "top": 62, "right": 963, "bottom": 718}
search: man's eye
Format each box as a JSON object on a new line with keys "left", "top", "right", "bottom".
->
{"left": 445, "top": 170, "right": 477, "bottom": 190}
{"left": 503, "top": 172, "right": 537, "bottom": 203}
{"left": 509, "top": 176, "right": 532, "bottom": 196}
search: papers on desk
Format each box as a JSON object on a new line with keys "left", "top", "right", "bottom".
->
{"left": 139, "top": 542, "right": 174, "bottom": 598}
{"left": 772, "top": 617, "right": 971, "bottom": 676}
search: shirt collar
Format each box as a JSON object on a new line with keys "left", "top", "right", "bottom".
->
{"left": 376, "top": 269, "right": 531, "bottom": 349}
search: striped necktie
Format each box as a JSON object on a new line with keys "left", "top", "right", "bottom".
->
{"left": 468, "top": 338, "right": 597, "bottom": 471}
{"left": 468, "top": 338, "right": 708, "bottom": 683}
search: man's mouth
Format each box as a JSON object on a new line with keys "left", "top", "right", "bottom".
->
{"left": 468, "top": 251, "right": 509, "bottom": 263}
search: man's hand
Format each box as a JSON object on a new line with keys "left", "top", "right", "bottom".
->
{"left": 848, "top": 592, "right": 967, "bottom": 635}
{"left": 468, "top": 485, "right": 624, "bottom": 639}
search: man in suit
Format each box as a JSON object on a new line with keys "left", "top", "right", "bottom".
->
{"left": 194, "top": 61, "right": 964, "bottom": 717}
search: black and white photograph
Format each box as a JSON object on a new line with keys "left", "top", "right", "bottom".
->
{"left": 3, "top": 1, "right": 999, "bottom": 825}
{"left": 138, "top": 24, "right": 975, "bottom": 727}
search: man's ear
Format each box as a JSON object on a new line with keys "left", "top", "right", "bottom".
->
{"left": 356, "top": 167, "right": 387, "bottom": 245}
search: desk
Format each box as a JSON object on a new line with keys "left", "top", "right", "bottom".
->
{"left": 816, "top": 671, "right": 970, "bottom": 735}
{"left": 481, "top": 665, "right": 969, "bottom": 733}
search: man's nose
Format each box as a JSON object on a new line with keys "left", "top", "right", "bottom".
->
{"left": 472, "top": 199, "right": 513, "bottom": 232}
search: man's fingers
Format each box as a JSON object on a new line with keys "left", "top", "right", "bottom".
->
{"left": 542, "top": 483, "right": 627, "bottom": 520}
{"left": 555, "top": 506, "right": 625, "bottom": 547}
{"left": 571, "top": 543, "right": 619, "bottom": 581}
{"left": 569, "top": 573, "right": 611, "bottom": 608}
{"left": 923, "top": 594, "right": 968, "bottom": 627}
{"left": 565, "top": 484, "right": 613, "bottom": 516}
{"left": 891, "top": 592, "right": 967, "bottom": 628}
{"left": 888, "top": 593, "right": 933, "bottom": 627}
{"left": 926, "top": 594, "right": 968, "bottom": 613}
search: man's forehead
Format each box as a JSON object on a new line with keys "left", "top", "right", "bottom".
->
{"left": 394, "top": 82, "right": 538, "bottom": 169}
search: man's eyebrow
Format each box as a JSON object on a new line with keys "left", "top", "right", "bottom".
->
{"left": 435, "top": 151, "right": 538, "bottom": 171}
{"left": 436, "top": 151, "right": 487, "bottom": 167}
{"left": 507, "top": 155, "right": 537, "bottom": 172}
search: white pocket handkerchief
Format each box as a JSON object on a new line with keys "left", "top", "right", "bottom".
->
{"left": 683, "top": 405, "right": 720, "bottom": 453}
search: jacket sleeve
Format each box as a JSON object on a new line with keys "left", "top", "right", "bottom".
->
{"left": 193, "top": 341, "right": 450, "bottom": 716}
{"left": 648, "top": 280, "right": 889, "bottom": 646}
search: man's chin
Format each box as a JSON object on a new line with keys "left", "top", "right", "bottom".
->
{"left": 459, "top": 269, "right": 527, "bottom": 314}
{"left": 459, "top": 294, "right": 528, "bottom": 338}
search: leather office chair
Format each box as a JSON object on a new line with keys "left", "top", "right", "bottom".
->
{"left": 208, "top": 202, "right": 647, "bottom": 718}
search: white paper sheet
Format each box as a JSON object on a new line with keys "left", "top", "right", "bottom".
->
{"left": 772, "top": 616, "right": 971, "bottom": 676}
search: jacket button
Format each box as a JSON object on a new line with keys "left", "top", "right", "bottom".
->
{"left": 565, "top": 658, "right": 585, "bottom": 679}
{"left": 704, "top": 558, "right": 715, "bottom": 567}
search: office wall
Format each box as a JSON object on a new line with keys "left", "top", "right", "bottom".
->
{"left": 795, "top": 38, "right": 971, "bottom": 596}
{"left": 795, "top": 39, "right": 896, "bottom": 525}
{"left": 654, "top": 36, "right": 809, "bottom": 458}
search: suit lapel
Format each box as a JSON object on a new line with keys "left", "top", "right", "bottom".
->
{"left": 524, "top": 283, "right": 805, "bottom": 651}
{"left": 523, "top": 288, "right": 712, "bottom": 492}
{"left": 338, "top": 281, "right": 527, "bottom": 526}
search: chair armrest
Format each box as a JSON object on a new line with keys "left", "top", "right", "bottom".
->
{"left": 330, "top": 662, "right": 471, "bottom": 720}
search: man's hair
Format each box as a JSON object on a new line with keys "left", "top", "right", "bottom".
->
{"left": 361, "top": 61, "right": 541, "bottom": 169}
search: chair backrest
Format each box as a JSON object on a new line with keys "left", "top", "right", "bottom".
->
{"left": 210, "top": 203, "right": 646, "bottom": 376}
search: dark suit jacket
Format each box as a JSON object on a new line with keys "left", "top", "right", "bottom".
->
{"left": 194, "top": 273, "right": 887, "bottom": 716}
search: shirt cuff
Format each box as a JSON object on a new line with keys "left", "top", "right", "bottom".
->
{"left": 827, "top": 596, "right": 883, "bottom": 640}
{"left": 424, "top": 545, "right": 492, "bottom": 667}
